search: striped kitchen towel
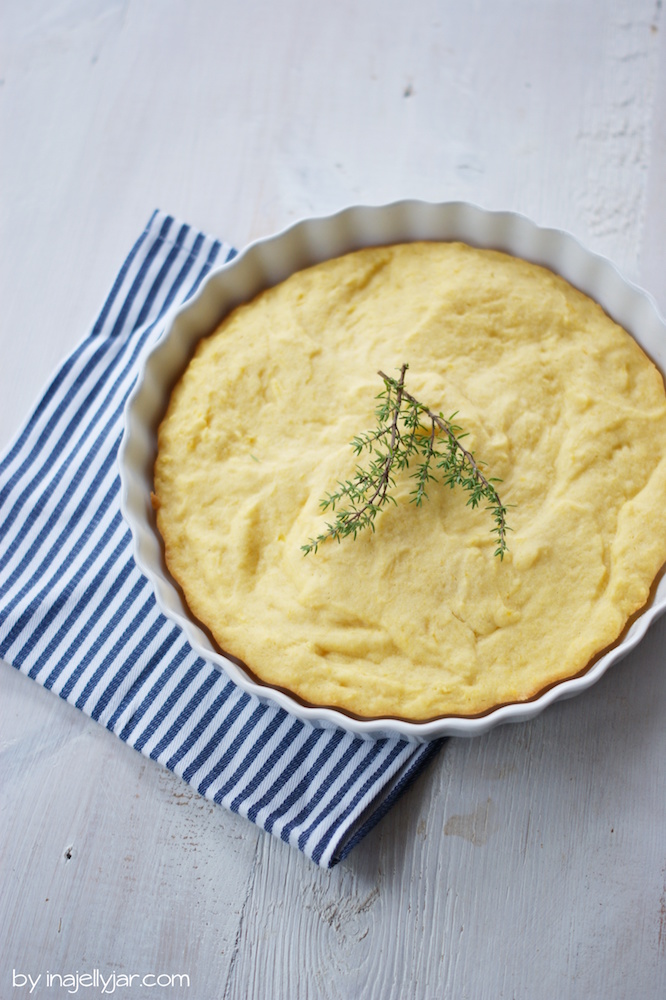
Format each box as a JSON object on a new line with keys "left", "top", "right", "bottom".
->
{"left": 0, "top": 210, "right": 444, "bottom": 868}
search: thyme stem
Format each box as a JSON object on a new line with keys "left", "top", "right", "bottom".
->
{"left": 302, "top": 364, "right": 511, "bottom": 558}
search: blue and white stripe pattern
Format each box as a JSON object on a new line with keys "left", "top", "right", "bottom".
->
{"left": 0, "top": 211, "right": 444, "bottom": 867}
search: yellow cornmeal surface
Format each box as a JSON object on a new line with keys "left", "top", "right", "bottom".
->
{"left": 154, "top": 243, "right": 666, "bottom": 720}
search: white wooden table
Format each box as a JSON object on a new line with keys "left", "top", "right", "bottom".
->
{"left": 2, "top": 2, "right": 665, "bottom": 997}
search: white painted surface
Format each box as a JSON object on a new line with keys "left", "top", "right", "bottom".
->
{"left": 1, "top": 2, "right": 665, "bottom": 998}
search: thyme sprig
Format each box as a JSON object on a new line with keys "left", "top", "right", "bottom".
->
{"left": 302, "top": 363, "right": 511, "bottom": 558}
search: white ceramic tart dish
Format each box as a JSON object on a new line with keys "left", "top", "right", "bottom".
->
{"left": 119, "top": 201, "right": 666, "bottom": 742}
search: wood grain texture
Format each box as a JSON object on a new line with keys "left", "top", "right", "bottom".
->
{"left": 1, "top": 2, "right": 665, "bottom": 998}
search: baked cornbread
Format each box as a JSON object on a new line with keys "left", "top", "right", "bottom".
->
{"left": 153, "top": 243, "right": 666, "bottom": 720}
